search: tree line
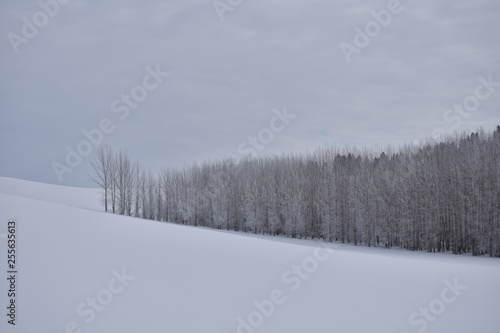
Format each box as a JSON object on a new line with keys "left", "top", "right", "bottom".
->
{"left": 91, "top": 126, "right": 500, "bottom": 257}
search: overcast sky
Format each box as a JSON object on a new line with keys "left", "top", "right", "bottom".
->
{"left": 1, "top": 0, "right": 499, "bottom": 187}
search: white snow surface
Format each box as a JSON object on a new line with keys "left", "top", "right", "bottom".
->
{"left": 0, "top": 177, "right": 499, "bottom": 333}
{"left": 0, "top": 177, "right": 102, "bottom": 211}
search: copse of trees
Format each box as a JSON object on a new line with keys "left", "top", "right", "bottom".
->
{"left": 91, "top": 126, "right": 500, "bottom": 257}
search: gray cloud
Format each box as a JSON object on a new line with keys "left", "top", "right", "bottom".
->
{"left": 1, "top": 0, "right": 499, "bottom": 186}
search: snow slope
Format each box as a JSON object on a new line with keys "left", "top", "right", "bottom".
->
{"left": 0, "top": 177, "right": 102, "bottom": 211}
{"left": 0, "top": 178, "right": 499, "bottom": 333}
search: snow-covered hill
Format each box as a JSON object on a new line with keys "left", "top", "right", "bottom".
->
{"left": 0, "top": 176, "right": 102, "bottom": 211}
{"left": 0, "top": 177, "right": 499, "bottom": 333}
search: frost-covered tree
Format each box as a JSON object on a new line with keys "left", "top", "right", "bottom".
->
{"left": 91, "top": 126, "right": 500, "bottom": 257}
{"left": 90, "top": 145, "right": 114, "bottom": 212}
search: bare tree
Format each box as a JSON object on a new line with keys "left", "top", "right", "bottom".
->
{"left": 90, "top": 145, "right": 114, "bottom": 212}
{"left": 91, "top": 126, "right": 500, "bottom": 257}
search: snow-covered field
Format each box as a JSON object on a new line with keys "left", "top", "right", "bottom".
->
{"left": 0, "top": 177, "right": 499, "bottom": 333}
